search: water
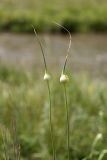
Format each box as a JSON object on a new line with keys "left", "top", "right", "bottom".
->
{"left": 0, "top": 33, "right": 107, "bottom": 78}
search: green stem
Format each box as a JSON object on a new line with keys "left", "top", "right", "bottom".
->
{"left": 32, "top": 25, "right": 56, "bottom": 160}
{"left": 63, "top": 84, "right": 70, "bottom": 160}
{"left": 32, "top": 25, "right": 48, "bottom": 72}
{"left": 47, "top": 81, "right": 56, "bottom": 160}
{"left": 53, "top": 22, "right": 71, "bottom": 73}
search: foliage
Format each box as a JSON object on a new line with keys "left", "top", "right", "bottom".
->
{"left": 0, "top": 65, "right": 107, "bottom": 159}
{"left": 0, "top": 0, "right": 107, "bottom": 33}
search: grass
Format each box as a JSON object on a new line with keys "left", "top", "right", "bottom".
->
{"left": 0, "top": 65, "right": 107, "bottom": 159}
{"left": 0, "top": 0, "right": 107, "bottom": 33}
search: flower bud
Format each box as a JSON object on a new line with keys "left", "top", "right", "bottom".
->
{"left": 60, "top": 74, "right": 69, "bottom": 83}
{"left": 96, "top": 133, "right": 103, "bottom": 140}
{"left": 44, "top": 72, "right": 51, "bottom": 81}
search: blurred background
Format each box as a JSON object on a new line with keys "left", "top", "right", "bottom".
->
{"left": 0, "top": 0, "right": 107, "bottom": 160}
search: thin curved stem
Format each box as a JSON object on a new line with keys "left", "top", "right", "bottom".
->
{"left": 32, "top": 26, "right": 56, "bottom": 160}
{"left": 32, "top": 25, "right": 48, "bottom": 72}
{"left": 53, "top": 22, "right": 72, "bottom": 73}
{"left": 47, "top": 81, "right": 56, "bottom": 160}
{"left": 54, "top": 22, "right": 71, "bottom": 160}
{"left": 63, "top": 84, "right": 70, "bottom": 160}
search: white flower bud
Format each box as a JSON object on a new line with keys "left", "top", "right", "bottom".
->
{"left": 44, "top": 72, "right": 51, "bottom": 81}
{"left": 60, "top": 74, "right": 69, "bottom": 83}
{"left": 96, "top": 133, "right": 103, "bottom": 140}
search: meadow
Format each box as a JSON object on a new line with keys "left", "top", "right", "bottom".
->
{"left": 0, "top": 0, "right": 107, "bottom": 33}
{"left": 0, "top": 1, "right": 107, "bottom": 158}
{"left": 0, "top": 65, "right": 107, "bottom": 160}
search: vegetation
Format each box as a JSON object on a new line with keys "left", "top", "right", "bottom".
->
{"left": 0, "top": 0, "right": 107, "bottom": 33}
{"left": 0, "top": 14, "right": 107, "bottom": 159}
{"left": 0, "top": 65, "right": 107, "bottom": 159}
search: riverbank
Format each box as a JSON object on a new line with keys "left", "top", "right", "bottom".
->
{"left": 0, "top": 0, "right": 107, "bottom": 33}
